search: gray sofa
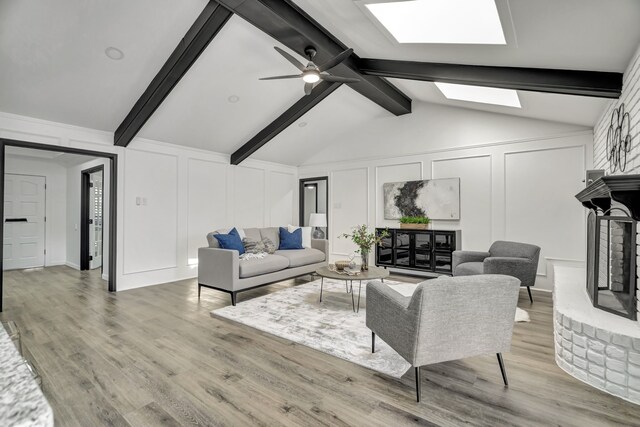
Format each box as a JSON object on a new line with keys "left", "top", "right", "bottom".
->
{"left": 452, "top": 240, "right": 541, "bottom": 303}
{"left": 198, "top": 227, "right": 328, "bottom": 306}
{"left": 366, "top": 274, "right": 520, "bottom": 402}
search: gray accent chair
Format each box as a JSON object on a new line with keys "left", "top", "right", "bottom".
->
{"left": 452, "top": 240, "right": 541, "bottom": 303}
{"left": 366, "top": 275, "right": 520, "bottom": 402}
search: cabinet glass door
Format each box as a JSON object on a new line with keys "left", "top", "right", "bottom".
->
{"left": 376, "top": 230, "right": 393, "bottom": 265}
{"left": 434, "top": 233, "right": 454, "bottom": 251}
{"left": 434, "top": 252, "right": 452, "bottom": 272}
{"left": 414, "top": 251, "right": 432, "bottom": 269}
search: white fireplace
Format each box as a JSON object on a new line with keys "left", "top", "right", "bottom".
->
{"left": 553, "top": 265, "right": 640, "bottom": 404}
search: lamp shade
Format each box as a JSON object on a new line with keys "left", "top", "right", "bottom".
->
{"left": 309, "top": 213, "right": 327, "bottom": 227}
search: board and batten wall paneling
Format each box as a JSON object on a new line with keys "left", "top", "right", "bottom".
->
{"left": 187, "top": 158, "right": 228, "bottom": 264}
{"left": 504, "top": 146, "right": 586, "bottom": 276}
{"left": 233, "top": 166, "right": 266, "bottom": 228}
{"left": 268, "top": 171, "right": 295, "bottom": 226}
{"left": 375, "top": 162, "right": 422, "bottom": 228}
{"left": 432, "top": 156, "right": 492, "bottom": 251}
{"left": 331, "top": 168, "right": 369, "bottom": 258}
{"left": 123, "top": 149, "right": 178, "bottom": 274}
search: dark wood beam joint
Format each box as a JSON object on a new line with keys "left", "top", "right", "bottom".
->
{"left": 230, "top": 81, "right": 341, "bottom": 165}
{"left": 217, "top": 0, "right": 411, "bottom": 115}
{"left": 114, "top": 2, "right": 233, "bottom": 147}
{"left": 358, "top": 58, "right": 623, "bottom": 99}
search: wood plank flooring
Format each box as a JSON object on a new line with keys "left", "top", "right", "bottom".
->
{"left": 2, "top": 266, "right": 640, "bottom": 426}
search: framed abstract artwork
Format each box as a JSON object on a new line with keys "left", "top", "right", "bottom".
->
{"left": 383, "top": 178, "right": 460, "bottom": 220}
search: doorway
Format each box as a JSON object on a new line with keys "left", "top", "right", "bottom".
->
{"left": 81, "top": 166, "right": 104, "bottom": 271}
{"left": 3, "top": 174, "right": 46, "bottom": 270}
{"left": 0, "top": 138, "right": 118, "bottom": 311}
{"left": 299, "top": 177, "right": 328, "bottom": 239}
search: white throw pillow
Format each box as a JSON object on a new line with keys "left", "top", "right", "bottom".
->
{"left": 287, "top": 225, "right": 312, "bottom": 248}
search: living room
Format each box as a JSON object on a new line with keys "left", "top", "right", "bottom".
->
{"left": 1, "top": 0, "right": 640, "bottom": 426}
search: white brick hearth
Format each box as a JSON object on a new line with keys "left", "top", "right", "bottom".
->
{"left": 554, "top": 266, "right": 640, "bottom": 404}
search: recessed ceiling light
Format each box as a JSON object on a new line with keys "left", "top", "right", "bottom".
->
{"left": 435, "top": 82, "right": 521, "bottom": 108}
{"left": 105, "top": 46, "right": 124, "bottom": 60}
{"left": 227, "top": 95, "right": 240, "bottom": 103}
{"left": 298, "top": 121, "right": 308, "bottom": 128}
{"left": 365, "top": 0, "right": 506, "bottom": 44}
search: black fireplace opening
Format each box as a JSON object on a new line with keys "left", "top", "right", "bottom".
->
{"left": 587, "top": 211, "right": 637, "bottom": 320}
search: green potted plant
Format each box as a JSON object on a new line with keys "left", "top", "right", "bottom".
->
{"left": 341, "top": 225, "right": 389, "bottom": 271}
{"left": 399, "top": 215, "right": 431, "bottom": 230}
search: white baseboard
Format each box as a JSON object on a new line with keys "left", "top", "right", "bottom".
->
{"left": 65, "top": 262, "right": 80, "bottom": 270}
{"left": 102, "top": 273, "right": 108, "bottom": 281}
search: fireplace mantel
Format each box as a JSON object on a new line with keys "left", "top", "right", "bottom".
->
{"left": 575, "top": 174, "right": 640, "bottom": 220}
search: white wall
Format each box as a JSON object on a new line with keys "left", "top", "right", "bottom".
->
{"left": 4, "top": 156, "right": 67, "bottom": 267}
{"left": 0, "top": 111, "right": 297, "bottom": 291}
{"left": 299, "top": 103, "right": 593, "bottom": 290}
{"left": 593, "top": 42, "right": 640, "bottom": 319}
{"left": 65, "top": 158, "right": 110, "bottom": 275}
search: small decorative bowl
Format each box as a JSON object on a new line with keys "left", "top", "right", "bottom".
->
{"left": 335, "top": 260, "right": 350, "bottom": 271}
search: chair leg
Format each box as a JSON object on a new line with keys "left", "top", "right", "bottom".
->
{"left": 497, "top": 353, "right": 508, "bottom": 386}
{"left": 415, "top": 366, "right": 421, "bottom": 402}
{"left": 371, "top": 332, "right": 375, "bottom": 353}
{"left": 231, "top": 292, "right": 237, "bottom": 306}
{"left": 527, "top": 286, "right": 533, "bottom": 303}
{"left": 198, "top": 284, "right": 201, "bottom": 298}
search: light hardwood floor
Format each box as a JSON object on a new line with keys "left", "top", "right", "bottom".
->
{"left": 2, "top": 266, "right": 640, "bottom": 426}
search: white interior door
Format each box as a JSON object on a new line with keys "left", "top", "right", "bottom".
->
{"left": 3, "top": 174, "right": 46, "bottom": 270}
{"left": 89, "top": 171, "right": 103, "bottom": 270}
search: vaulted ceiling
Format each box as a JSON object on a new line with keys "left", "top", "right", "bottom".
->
{"left": 1, "top": 0, "right": 640, "bottom": 166}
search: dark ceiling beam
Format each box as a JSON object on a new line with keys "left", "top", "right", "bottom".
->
{"left": 358, "top": 58, "right": 623, "bottom": 99}
{"left": 114, "top": 2, "right": 233, "bottom": 147}
{"left": 216, "top": 0, "right": 412, "bottom": 116}
{"left": 231, "top": 81, "right": 341, "bottom": 165}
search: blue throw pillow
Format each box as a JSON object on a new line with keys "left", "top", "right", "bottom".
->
{"left": 213, "top": 228, "right": 245, "bottom": 254}
{"left": 279, "top": 227, "right": 303, "bottom": 250}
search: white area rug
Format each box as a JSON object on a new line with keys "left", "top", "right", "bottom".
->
{"left": 211, "top": 279, "right": 529, "bottom": 379}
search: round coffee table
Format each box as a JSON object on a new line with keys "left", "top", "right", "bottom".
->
{"left": 315, "top": 265, "right": 389, "bottom": 312}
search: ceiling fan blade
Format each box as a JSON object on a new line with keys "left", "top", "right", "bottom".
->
{"left": 304, "top": 82, "right": 314, "bottom": 95}
{"left": 259, "top": 74, "right": 302, "bottom": 80}
{"left": 274, "top": 46, "right": 306, "bottom": 72}
{"left": 320, "top": 75, "right": 360, "bottom": 83}
{"left": 318, "top": 48, "right": 353, "bottom": 72}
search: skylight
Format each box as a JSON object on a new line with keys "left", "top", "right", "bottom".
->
{"left": 365, "top": 0, "right": 506, "bottom": 44}
{"left": 435, "top": 83, "right": 521, "bottom": 108}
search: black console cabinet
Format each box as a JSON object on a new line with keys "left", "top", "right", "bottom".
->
{"left": 375, "top": 228, "right": 461, "bottom": 275}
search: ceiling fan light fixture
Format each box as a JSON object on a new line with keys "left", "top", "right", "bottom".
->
{"left": 302, "top": 71, "right": 320, "bottom": 83}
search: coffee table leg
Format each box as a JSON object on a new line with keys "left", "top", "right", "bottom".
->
{"left": 357, "top": 280, "right": 362, "bottom": 313}
{"left": 320, "top": 277, "right": 324, "bottom": 302}
{"left": 351, "top": 280, "right": 355, "bottom": 312}
{"left": 345, "top": 281, "right": 349, "bottom": 293}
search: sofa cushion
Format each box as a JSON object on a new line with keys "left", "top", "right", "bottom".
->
{"left": 260, "top": 227, "right": 280, "bottom": 249}
{"left": 239, "top": 255, "right": 289, "bottom": 278}
{"left": 274, "top": 248, "right": 325, "bottom": 268}
{"left": 243, "top": 228, "right": 262, "bottom": 242}
{"left": 454, "top": 261, "right": 483, "bottom": 276}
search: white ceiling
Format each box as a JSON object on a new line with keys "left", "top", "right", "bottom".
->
{"left": 0, "top": 0, "right": 207, "bottom": 131}
{"left": 1, "top": 0, "right": 639, "bottom": 165}
{"left": 138, "top": 15, "right": 307, "bottom": 155}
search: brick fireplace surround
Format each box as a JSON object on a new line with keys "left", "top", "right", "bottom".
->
{"left": 554, "top": 266, "right": 640, "bottom": 404}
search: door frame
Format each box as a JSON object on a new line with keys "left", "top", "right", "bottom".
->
{"left": 0, "top": 138, "right": 118, "bottom": 311}
{"left": 80, "top": 165, "right": 104, "bottom": 271}
{"left": 299, "top": 176, "right": 328, "bottom": 237}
